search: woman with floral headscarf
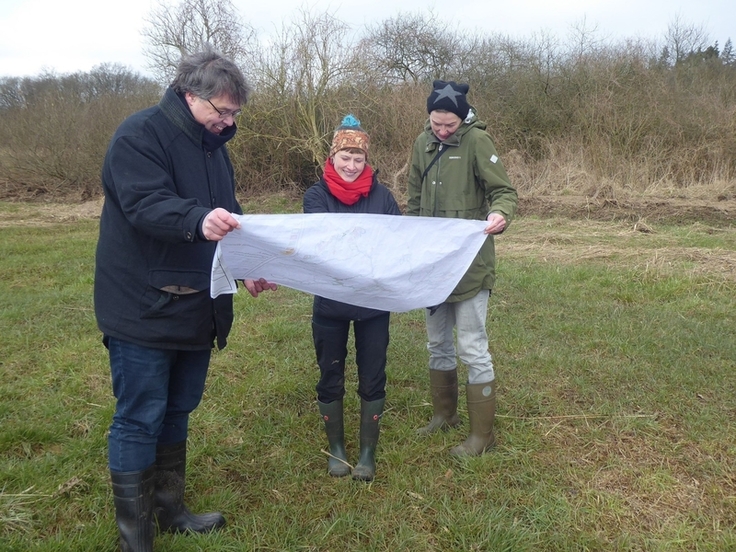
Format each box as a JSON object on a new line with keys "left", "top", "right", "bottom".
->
{"left": 303, "top": 114, "right": 401, "bottom": 482}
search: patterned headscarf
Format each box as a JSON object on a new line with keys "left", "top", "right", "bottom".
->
{"left": 329, "top": 114, "right": 370, "bottom": 160}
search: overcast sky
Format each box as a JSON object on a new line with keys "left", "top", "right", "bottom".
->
{"left": 1, "top": 0, "right": 733, "bottom": 78}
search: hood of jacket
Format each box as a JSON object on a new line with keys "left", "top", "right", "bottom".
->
{"left": 423, "top": 107, "right": 486, "bottom": 151}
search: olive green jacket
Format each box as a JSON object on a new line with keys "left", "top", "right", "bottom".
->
{"left": 406, "top": 109, "right": 518, "bottom": 302}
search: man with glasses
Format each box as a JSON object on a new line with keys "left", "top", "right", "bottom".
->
{"left": 204, "top": 97, "right": 242, "bottom": 119}
{"left": 95, "top": 46, "right": 275, "bottom": 552}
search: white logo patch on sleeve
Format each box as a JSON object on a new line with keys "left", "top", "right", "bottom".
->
{"left": 490, "top": 155, "right": 498, "bottom": 164}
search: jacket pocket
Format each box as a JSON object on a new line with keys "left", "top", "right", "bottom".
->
{"left": 148, "top": 269, "right": 210, "bottom": 293}
{"left": 140, "top": 269, "right": 211, "bottom": 321}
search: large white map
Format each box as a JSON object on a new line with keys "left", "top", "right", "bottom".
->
{"left": 210, "top": 213, "right": 488, "bottom": 312}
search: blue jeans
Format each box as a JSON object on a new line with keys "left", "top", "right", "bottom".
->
{"left": 425, "top": 290, "right": 495, "bottom": 384}
{"left": 106, "top": 337, "right": 211, "bottom": 472}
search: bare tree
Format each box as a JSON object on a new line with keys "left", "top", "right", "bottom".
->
{"left": 247, "top": 9, "right": 357, "bottom": 166}
{"left": 84, "top": 63, "right": 162, "bottom": 99}
{"left": 0, "top": 77, "right": 26, "bottom": 110}
{"left": 358, "top": 11, "right": 471, "bottom": 85}
{"left": 141, "top": 0, "right": 257, "bottom": 83}
{"left": 565, "top": 16, "right": 606, "bottom": 64}
{"left": 664, "top": 14, "right": 710, "bottom": 65}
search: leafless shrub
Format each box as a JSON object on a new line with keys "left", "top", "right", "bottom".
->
{"left": 0, "top": 9, "right": 734, "bottom": 201}
{"left": 231, "top": 8, "right": 360, "bottom": 193}
{"left": 142, "top": 0, "right": 257, "bottom": 84}
{"left": 357, "top": 10, "right": 475, "bottom": 85}
{"left": 0, "top": 68, "right": 161, "bottom": 199}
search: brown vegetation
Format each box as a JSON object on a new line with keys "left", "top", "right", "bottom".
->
{"left": 1, "top": 7, "right": 735, "bottom": 219}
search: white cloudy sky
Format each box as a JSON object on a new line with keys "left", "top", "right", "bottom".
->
{"left": 0, "top": 0, "right": 733, "bottom": 78}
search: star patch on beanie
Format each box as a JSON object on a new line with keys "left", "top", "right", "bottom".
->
{"left": 427, "top": 80, "right": 470, "bottom": 120}
{"left": 329, "top": 114, "right": 370, "bottom": 159}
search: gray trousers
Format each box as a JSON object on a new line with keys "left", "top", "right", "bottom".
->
{"left": 424, "top": 290, "right": 495, "bottom": 384}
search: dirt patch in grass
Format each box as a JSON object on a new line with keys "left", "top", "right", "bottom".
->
{"left": 519, "top": 195, "right": 736, "bottom": 226}
{"left": 2, "top": 194, "right": 735, "bottom": 226}
{"left": 499, "top": 218, "right": 736, "bottom": 282}
{"left": 0, "top": 198, "right": 104, "bottom": 227}
{"left": 2, "top": 194, "right": 733, "bottom": 282}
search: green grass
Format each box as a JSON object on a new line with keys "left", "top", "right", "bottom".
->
{"left": 0, "top": 204, "right": 734, "bottom": 551}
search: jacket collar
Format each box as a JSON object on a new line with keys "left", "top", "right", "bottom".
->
{"left": 159, "top": 86, "right": 236, "bottom": 151}
{"left": 424, "top": 107, "right": 481, "bottom": 150}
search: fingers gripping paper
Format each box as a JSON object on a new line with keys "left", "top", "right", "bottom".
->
{"left": 210, "top": 213, "right": 488, "bottom": 312}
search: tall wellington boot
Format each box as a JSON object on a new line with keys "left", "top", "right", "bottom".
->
{"left": 352, "top": 398, "right": 385, "bottom": 481}
{"left": 417, "top": 369, "right": 461, "bottom": 434}
{"left": 450, "top": 381, "right": 496, "bottom": 457}
{"left": 111, "top": 465, "right": 155, "bottom": 552}
{"left": 318, "top": 399, "right": 350, "bottom": 477}
{"left": 153, "top": 440, "right": 226, "bottom": 533}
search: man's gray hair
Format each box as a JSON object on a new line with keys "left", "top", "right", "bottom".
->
{"left": 171, "top": 45, "right": 251, "bottom": 105}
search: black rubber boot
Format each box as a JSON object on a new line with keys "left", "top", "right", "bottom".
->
{"left": 153, "top": 440, "right": 226, "bottom": 533}
{"left": 111, "top": 465, "right": 155, "bottom": 552}
{"left": 318, "top": 399, "right": 351, "bottom": 477}
{"left": 417, "top": 369, "right": 461, "bottom": 434}
{"left": 352, "top": 398, "right": 385, "bottom": 482}
{"left": 450, "top": 381, "right": 497, "bottom": 457}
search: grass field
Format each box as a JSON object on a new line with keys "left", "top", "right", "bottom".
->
{"left": 0, "top": 198, "right": 734, "bottom": 551}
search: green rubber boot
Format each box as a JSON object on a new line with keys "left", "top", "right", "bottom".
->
{"left": 450, "top": 381, "right": 496, "bottom": 457}
{"left": 318, "top": 399, "right": 350, "bottom": 477}
{"left": 352, "top": 398, "right": 385, "bottom": 482}
{"left": 417, "top": 369, "right": 461, "bottom": 434}
{"left": 153, "top": 441, "right": 226, "bottom": 533}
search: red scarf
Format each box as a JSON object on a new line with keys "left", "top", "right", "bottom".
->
{"left": 323, "top": 160, "right": 374, "bottom": 205}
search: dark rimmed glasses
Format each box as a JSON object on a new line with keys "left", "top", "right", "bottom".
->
{"left": 205, "top": 97, "right": 242, "bottom": 119}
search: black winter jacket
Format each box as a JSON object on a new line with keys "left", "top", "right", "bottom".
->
{"left": 303, "top": 173, "right": 401, "bottom": 320}
{"left": 94, "top": 87, "right": 242, "bottom": 350}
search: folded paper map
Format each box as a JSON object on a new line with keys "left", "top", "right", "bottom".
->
{"left": 211, "top": 213, "right": 488, "bottom": 312}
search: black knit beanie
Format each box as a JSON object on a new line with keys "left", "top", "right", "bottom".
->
{"left": 426, "top": 80, "right": 470, "bottom": 120}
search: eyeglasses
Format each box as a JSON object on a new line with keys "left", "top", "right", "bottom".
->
{"left": 205, "top": 97, "right": 242, "bottom": 119}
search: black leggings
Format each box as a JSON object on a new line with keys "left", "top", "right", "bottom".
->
{"left": 312, "top": 312, "right": 390, "bottom": 403}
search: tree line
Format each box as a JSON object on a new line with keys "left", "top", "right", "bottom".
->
{"left": 0, "top": 1, "right": 734, "bottom": 201}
